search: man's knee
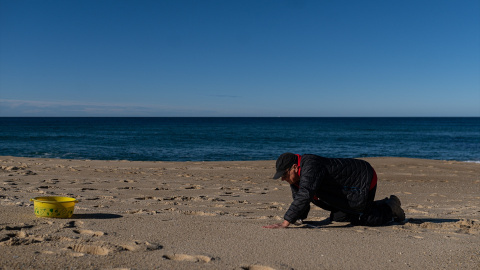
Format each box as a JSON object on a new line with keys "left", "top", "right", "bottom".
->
{"left": 330, "top": 211, "right": 359, "bottom": 222}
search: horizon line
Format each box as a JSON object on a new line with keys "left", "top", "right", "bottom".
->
{"left": 1, "top": 116, "right": 479, "bottom": 118}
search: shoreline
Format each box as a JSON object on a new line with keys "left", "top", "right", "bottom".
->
{"left": 1, "top": 154, "right": 479, "bottom": 163}
{"left": 1, "top": 156, "right": 479, "bottom": 269}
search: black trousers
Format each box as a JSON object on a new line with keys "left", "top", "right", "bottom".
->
{"left": 330, "top": 186, "right": 394, "bottom": 226}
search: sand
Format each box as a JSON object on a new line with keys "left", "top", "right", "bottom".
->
{"left": 0, "top": 156, "right": 479, "bottom": 269}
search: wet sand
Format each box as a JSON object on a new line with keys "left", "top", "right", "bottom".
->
{"left": 1, "top": 156, "right": 479, "bottom": 269}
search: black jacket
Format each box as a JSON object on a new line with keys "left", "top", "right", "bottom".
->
{"left": 284, "top": 154, "right": 374, "bottom": 223}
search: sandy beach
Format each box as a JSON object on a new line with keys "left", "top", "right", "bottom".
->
{"left": 1, "top": 156, "right": 479, "bottom": 269}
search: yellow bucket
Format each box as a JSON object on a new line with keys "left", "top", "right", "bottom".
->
{"left": 30, "top": 196, "right": 78, "bottom": 218}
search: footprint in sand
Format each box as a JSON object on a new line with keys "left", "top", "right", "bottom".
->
{"left": 3, "top": 224, "right": 35, "bottom": 231}
{"left": 73, "top": 229, "right": 105, "bottom": 237}
{"left": 182, "top": 210, "right": 218, "bottom": 216}
{"left": 84, "top": 196, "right": 101, "bottom": 201}
{"left": 0, "top": 224, "right": 46, "bottom": 246}
{"left": 184, "top": 185, "right": 203, "bottom": 189}
{"left": 81, "top": 187, "right": 98, "bottom": 191}
{"left": 120, "top": 241, "right": 163, "bottom": 252}
{"left": 120, "top": 179, "right": 136, "bottom": 183}
{"left": 403, "top": 218, "right": 480, "bottom": 234}
{"left": 241, "top": 265, "right": 276, "bottom": 270}
{"left": 69, "top": 240, "right": 161, "bottom": 256}
{"left": 163, "top": 253, "right": 212, "bottom": 263}
{"left": 69, "top": 244, "right": 110, "bottom": 255}
{"left": 127, "top": 209, "right": 159, "bottom": 215}
{"left": 63, "top": 220, "right": 84, "bottom": 228}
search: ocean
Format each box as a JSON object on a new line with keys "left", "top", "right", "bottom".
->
{"left": 0, "top": 117, "right": 479, "bottom": 162}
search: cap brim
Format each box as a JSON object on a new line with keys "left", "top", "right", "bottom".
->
{"left": 272, "top": 170, "right": 283, "bottom": 179}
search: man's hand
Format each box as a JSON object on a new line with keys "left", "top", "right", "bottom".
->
{"left": 262, "top": 220, "right": 290, "bottom": 229}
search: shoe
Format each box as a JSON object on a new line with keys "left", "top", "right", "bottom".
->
{"left": 293, "top": 219, "right": 303, "bottom": 226}
{"left": 385, "top": 195, "right": 405, "bottom": 222}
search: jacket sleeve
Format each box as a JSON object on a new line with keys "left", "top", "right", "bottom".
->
{"left": 289, "top": 185, "right": 310, "bottom": 220}
{"left": 284, "top": 173, "right": 322, "bottom": 223}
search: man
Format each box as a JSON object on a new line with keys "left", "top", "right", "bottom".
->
{"left": 263, "top": 153, "right": 405, "bottom": 229}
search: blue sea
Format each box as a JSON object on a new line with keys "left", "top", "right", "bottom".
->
{"left": 0, "top": 117, "right": 479, "bottom": 162}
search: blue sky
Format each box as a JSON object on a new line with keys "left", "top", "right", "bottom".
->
{"left": 1, "top": 0, "right": 479, "bottom": 117}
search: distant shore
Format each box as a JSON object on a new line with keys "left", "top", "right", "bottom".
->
{"left": 1, "top": 156, "right": 479, "bottom": 269}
